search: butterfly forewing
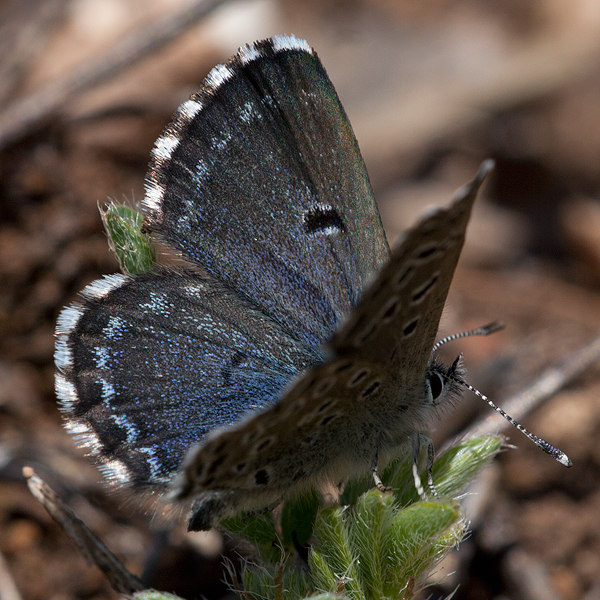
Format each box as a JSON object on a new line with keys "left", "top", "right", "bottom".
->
{"left": 144, "top": 38, "right": 389, "bottom": 349}
{"left": 330, "top": 162, "right": 494, "bottom": 376}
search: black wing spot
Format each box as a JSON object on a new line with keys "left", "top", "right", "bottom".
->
{"left": 207, "top": 455, "right": 226, "bottom": 475}
{"left": 332, "top": 360, "right": 354, "bottom": 374}
{"left": 355, "top": 321, "right": 377, "bottom": 344}
{"left": 348, "top": 368, "right": 370, "bottom": 387}
{"left": 304, "top": 205, "right": 346, "bottom": 234}
{"left": 243, "top": 430, "right": 261, "bottom": 445}
{"left": 317, "top": 399, "right": 335, "bottom": 413}
{"left": 203, "top": 475, "right": 215, "bottom": 487}
{"left": 222, "top": 351, "right": 247, "bottom": 387}
{"left": 411, "top": 274, "right": 438, "bottom": 304}
{"left": 255, "top": 468, "right": 270, "bottom": 486}
{"left": 415, "top": 243, "right": 441, "bottom": 260}
{"left": 379, "top": 297, "right": 400, "bottom": 322}
{"left": 393, "top": 265, "right": 414, "bottom": 288}
{"left": 361, "top": 380, "right": 381, "bottom": 398}
{"left": 212, "top": 440, "right": 228, "bottom": 455}
{"left": 320, "top": 414, "right": 338, "bottom": 426}
{"left": 313, "top": 377, "right": 336, "bottom": 398}
{"left": 403, "top": 318, "right": 419, "bottom": 337}
{"left": 368, "top": 275, "right": 389, "bottom": 297}
{"left": 255, "top": 437, "right": 276, "bottom": 452}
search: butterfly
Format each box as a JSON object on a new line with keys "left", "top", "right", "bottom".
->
{"left": 55, "top": 35, "right": 498, "bottom": 531}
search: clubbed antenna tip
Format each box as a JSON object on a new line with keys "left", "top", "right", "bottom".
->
{"left": 434, "top": 321, "right": 571, "bottom": 468}
{"left": 432, "top": 321, "right": 505, "bottom": 353}
{"left": 455, "top": 377, "right": 572, "bottom": 468}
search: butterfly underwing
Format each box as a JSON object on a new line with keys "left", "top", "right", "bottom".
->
{"left": 55, "top": 35, "right": 493, "bottom": 530}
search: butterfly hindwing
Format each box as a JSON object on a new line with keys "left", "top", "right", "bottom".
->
{"left": 55, "top": 270, "right": 321, "bottom": 490}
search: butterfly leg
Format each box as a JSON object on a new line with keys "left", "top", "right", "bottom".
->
{"left": 410, "top": 434, "right": 427, "bottom": 500}
{"left": 411, "top": 435, "right": 439, "bottom": 500}
{"left": 370, "top": 445, "right": 392, "bottom": 492}
{"left": 187, "top": 491, "right": 233, "bottom": 531}
{"left": 421, "top": 434, "right": 439, "bottom": 498}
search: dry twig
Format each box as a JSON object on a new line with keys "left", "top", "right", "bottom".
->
{"left": 0, "top": 548, "right": 22, "bottom": 600}
{"left": 23, "top": 466, "right": 145, "bottom": 595}
{"left": 0, "top": 0, "right": 231, "bottom": 151}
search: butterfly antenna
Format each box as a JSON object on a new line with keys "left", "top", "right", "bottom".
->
{"left": 447, "top": 373, "right": 572, "bottom": 468}
{"left": 432, "top": 321, "right": 505, "bottom": 353}
{"left": 432, "top": 321, "right": 571, "bottom": 467}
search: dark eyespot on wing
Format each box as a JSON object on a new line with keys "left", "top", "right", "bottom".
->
{"left": 255, "top": 468, "right": 270, "bottom": 485}
{"left": 379, "top": 297, "right": 400, "bottom": 322}
{"left": 221, "top": 350, "right": 247, "bottom": 387}
{"left": 361, "top": 380, "right": 381, "bottom": 398}
{"left": 417, "top": 245, "right": 437, "bottom": 259}
{"left": 255, "top": 436, "right": 276, "bottom": 452}
{"left": 316, "top": 399, "right": 335, "bottom": 413}
{"left": 403, "top": 318, "right": 419, "bottom": 337}
{"left": 320, "top": 414, "right": 339, "bottom": 426}
{"left": 331, "top": 360, "right": 354, "bottom": 374}
{"left": 304, "top": 205, "right": 347, "bottom": 234}
{"left": 208, "top": 455, "right": 226, "bottom": 475}
{"left": 392, "top": 265, "right": 414, "bottom": 288}
{"left": 348, "top": 368, "right": 370, "bottom": 387}
{"left": 411, "top": 274, "right": 438, "bottom": 304}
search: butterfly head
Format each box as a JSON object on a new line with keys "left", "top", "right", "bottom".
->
{"left": 424, "top": 322, "right": 504, "bottom": 417}
{"left": 425, "top": 354, "right": 465, "bottom": 416}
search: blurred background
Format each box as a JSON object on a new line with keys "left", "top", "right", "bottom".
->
{"left": 1, "top": 0, "right": 600, "bottom": 599}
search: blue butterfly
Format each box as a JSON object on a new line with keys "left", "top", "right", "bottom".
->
{"left": 55, "top": 36, "right": 566, "bottom": 531}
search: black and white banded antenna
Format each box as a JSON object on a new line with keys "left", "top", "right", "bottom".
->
{"left": 435, "top": 321, "right": 572, "bottom": 468}
{"left": 432, "top": 321, "right": 505, "bottom": 353}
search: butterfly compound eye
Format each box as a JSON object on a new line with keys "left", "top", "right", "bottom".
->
{"left": 427, "top": 371, "right": 444, "bottom": 400}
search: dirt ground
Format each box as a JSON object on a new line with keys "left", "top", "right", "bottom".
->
{"left": 1, "top": 1, "right": 600, "bottom": 599}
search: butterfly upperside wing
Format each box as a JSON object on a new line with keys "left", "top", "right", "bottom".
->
{"left": 175, "top": 163, "right": 493, "bottom": 520}
{"left": 55, "top": 270, "right": 321, "bottom": 490}
{"left": 143, "top": 36, "right": 389, "bottom": 349}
